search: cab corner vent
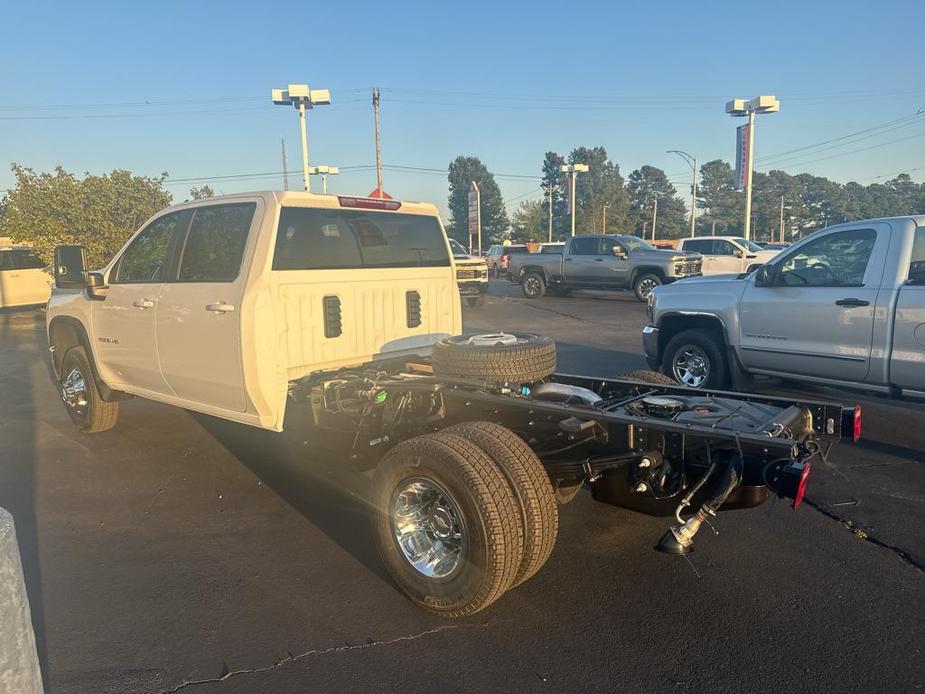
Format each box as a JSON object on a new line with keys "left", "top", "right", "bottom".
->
{"left": 406, "top": 290, "right": 422, "bottom": 328}
{"left": 323, "top": 296, "right": 342, "bottom": 338}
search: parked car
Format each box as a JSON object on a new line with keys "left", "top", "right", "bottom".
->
{"left": 448, "top": 238, "right": 488, "bottom": 307}
{"left": 538, "top": 242, "right": 565, "bottom": 254}
{"left": 643, "top": 216, "right": 925, "bottom": 396}
{"left": 508, "top": 234, "right": 702, "bottom": 301}
{"left": 486, "top": 244, "right": 529, "bottom": 277}
{"left": 758, "top": 242, "right": 790, "bottom": 250}
{"left": 0, "top": 241, "right": 53, "bottom": 309}
{"left": 675, "top": 236, "right": 781, "bottom": 275}
{"left": 46, "top": 190, "right": 854, "bottom": 616}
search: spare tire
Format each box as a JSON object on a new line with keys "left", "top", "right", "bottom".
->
{"left": 432, "top": 333, "right": 556, "bottom": 383}
{"left": 619, "top": 369, "right": 677, "bottom": 385}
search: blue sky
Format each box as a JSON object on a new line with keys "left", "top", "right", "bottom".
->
{"left": 2, "top": 0, "right": 924, "bottom": 218}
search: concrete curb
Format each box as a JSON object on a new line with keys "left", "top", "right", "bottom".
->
{"left": 0, "top": 508, "right": 43, "bottom": 694}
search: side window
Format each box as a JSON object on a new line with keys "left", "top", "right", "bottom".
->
{"left": 115, "top": 210, "right": 191, "bottom": 283}
{"left": 177, "top": 203, "right": 255, "bottom": 282}
{"left": 570, "top": 237, "right": 599, "bottom": 255}
{"left": 0, "top": 253, "right": 13, "bottom": 271}
{"left": 600, "top": 238, "right": 623, "bottom": 256}
{"left": 685, "top": 240, "right": 712, "bottom": 254}
{"left": 778, "top": 229, "right": 877, "bottom": 287}
{"left": 909, "top": 228, "right": 925, "bottom": 283}
{"left": 714, "top": 240, "right": 737, "bottom": 256}
{"left": 10, "top": 250, "right": 45, "bottom": 270}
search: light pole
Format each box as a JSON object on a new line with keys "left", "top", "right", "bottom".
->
{"left": 667, "top": 150, "right": 697, "bottom": 237}
{"left": 560, "top": 163, "right": 589, "bottom": 236}
{"left": 543, "top": 184, "right": 556, "bottom": 242}
{"left": 272, "top": 84, "right": 332, "bottom": 192}
{"left": 726, "top": 95, "right": 780, "bottom": 241}
{"left": 602, "top": 202, "right": 611, "bottom": 234}
{"left": 308, "top": 165, "right": 339, "bottom": 194}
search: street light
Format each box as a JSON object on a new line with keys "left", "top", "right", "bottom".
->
{"left": 308, "top": 165, "right": 339, "bottom": 194}
{"left": 726, "top": 95, "right": 780, "bottom": 241}
{"left": 560, "top": 163, "right": 589, "bottom": 236}
{"left": 271, "top": 84, "right": 332, "bottom": 192}
{"left": 667, "top": 150, "right": 697, "bottom": 237}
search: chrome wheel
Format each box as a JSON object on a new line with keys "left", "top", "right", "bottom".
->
{"left": 671, "top": 345, "right": 710, "bottom": 387}
{"left": 61, "top": 367, "right": 88, "bottom": 418}
{"left": 636, "top": 277, "right": 658, "bottom": 299}
{"left": 391, "top": 479, "right": 466, "bottom": 579}
{"left": 523, "top": 276, "right": 541, "bottom": 297}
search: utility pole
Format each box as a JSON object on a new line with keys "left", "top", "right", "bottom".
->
{"left": 778, "top": 195, "right": 785, "bottom": 243}
{"left": 711, "top": 220, "right": 716, "bottom": 236}
{"left": 560, "top": 163, "right": 589, "bottom": 236}
{"left": 543, "top": 185, "right": 555, "bottom": 242}
{"left": 651, "top": 197, "right": 659, "bottom": 242}
{"left": 602, "top": 203, "right": 611, "bottom": 235}
{"left": 281, "top": 138, "right": 289, "bottom": 191}
{"left": 373, "top": 87, "right": 383, "bottom": 195}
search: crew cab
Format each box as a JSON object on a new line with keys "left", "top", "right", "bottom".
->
{"left": 675, "top": 235, "right": 781, "bottom": 275}
{"left": 46, "top": 191, "right": 857, "bottom": 617}
{"left": 448, "top": 238, "right": 488, "bottom": 307}
{"left": 0, "top": 240, "right": 52, "bottom": 309}
{"left": 508, "top": 234, "right": 702, "bottom": 301}
{"left": 644, "top": 216, "right": 925, "bottom": 397}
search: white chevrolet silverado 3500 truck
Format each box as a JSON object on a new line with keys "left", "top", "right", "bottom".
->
{"left": 48, "top": 191, "right": 858, "bottom": 616}
{"left": 644, "top": 216, "right": 925, "bottom": 397}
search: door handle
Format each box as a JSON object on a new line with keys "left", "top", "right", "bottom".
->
{"left": 835, "top": 298, "right": 870, "bottom": 307}
{"left": 206, "top": 302, "right": 235, "bottom": 313}
{"left": 132, "top": 299, "right": 154, "bottom": 309}
{"left": 565, "top": 257, "right": 572, "bottom": 262}
{"left": 594, "top": 258, "right": 604, "bottom": 262}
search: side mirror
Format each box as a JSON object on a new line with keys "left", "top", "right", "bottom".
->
{"left": 734, "top": 249, "right": 744, "bottom": 258}
{"left": 754, "top": 264, "right": 777, "bottom": 287}
{"left": 54, "top": 245, "right": 89, "bottom": 289}
{"left": 908, "top": 261, "right": 925, "bottom": 285}
{"left": 613, "top": 247, "right": 628, "bottom": 258}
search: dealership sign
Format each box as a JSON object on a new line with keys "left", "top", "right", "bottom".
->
{"left": 735, "top": 123, "right": 751, "bottom": 190}
{"left": 468, "top": 181, "right": 481, "bottom": 251}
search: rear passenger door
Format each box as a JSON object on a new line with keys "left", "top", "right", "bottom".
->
{"left": 155, "top": 201, "right": 259, "bottom": 412}
{"left": 563, "top": 236, "right": 600, "bottom": 285}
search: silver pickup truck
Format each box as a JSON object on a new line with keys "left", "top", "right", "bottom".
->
{"left": 508, "top": 234, "right": 702, "bottom": 302}
{"left": 643, "top": 215, "right": 925, "bottom": 397}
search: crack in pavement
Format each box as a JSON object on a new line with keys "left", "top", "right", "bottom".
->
{"left": 157, "top": 623, "right": 484, "bottom": 693}
{"left": 804, "top": 498, "right": 924, "bottom": 574}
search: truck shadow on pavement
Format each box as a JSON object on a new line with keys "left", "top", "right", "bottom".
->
{"left": 190, "top": 414, "right": 393, "bottom": 584}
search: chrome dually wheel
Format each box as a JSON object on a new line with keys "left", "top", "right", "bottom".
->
{"left": 392, "top": 479, "right": 466, "bottom": 579}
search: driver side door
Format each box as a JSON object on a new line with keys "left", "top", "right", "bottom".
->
{"left": 738, "top": 225, "right": 888, "bottom": 382}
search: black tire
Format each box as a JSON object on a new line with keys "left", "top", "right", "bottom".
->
{"left": 443, "top": 422, "right": 558, "bottom": 587}
{"left": 431, "top": 333, "right": 556, "bottom": 383}
{"left": 370, "top": 433, "right": 524, "bottom": 617}
{"left": 633, "top": 273, "right": 662, "bottom": 302}
{"left": 661, "top": 329, "right": 728, "bottom": 389}
{"left": 521, "top": 272, "right": 546, "bottom": 299}
{"left": 465, "top": 295, "right": 486, "bottom": 308}
{"left": 619, "top": 369, "right": 677, "bottom": 385}
{"left": 59, "top": 346, "right": 119, "bottom": 433}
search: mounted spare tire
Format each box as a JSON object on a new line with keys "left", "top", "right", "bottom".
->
{"left": 431, "top": 333, "right": 556, "bottom": 383}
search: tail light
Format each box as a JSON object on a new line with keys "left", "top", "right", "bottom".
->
{"left": 840, "top": 404, "right": 862, "bottom": 442}
{"left": 338, "top": 195, "right": 402, "bottom": 211}
{"left": 853, "top": 405, "right": 862, "bottom": 442}
{"left": 775, "top": 462, "right": 812, "bottom": 510}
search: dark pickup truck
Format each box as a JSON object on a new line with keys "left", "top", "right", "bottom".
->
{"left": 508, "top": 234, "right": 702, "bottom": 302}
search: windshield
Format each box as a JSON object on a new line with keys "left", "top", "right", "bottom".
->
{"left": 448, "top": 239, "right": 468, "bottom": 256}
{"left": 731, "top": 237, "right": 765, "bottom": 253}
{"left": 617, "top": 236, "right": 656, "bottom": 252}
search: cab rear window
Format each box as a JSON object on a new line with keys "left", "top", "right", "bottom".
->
{"left": 272, "top": 207, "right": 450, "bottom": 270}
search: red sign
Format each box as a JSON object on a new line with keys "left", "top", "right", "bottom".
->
{"left": 735, "top": 123, "right": 750, "bottom": 190}
{"left": 368, "top": 187, "right": 394, "bottom": 199}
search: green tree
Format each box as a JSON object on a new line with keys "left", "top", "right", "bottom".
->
{"left": 696, "top": 160, "right": 743, "bottom": 234}
{"left": 540, "top": 151, "right": 568, "bottom": 239}
{"left": 189, "top": 185, "right": 214, "bottom": 200}
{"left": 511, "top": 199, "right": 547, "bottom": 243}
{"left": 567, "top": 146, "right": 628, "bottom": 234}
{"left": 626, "top": 165, "right": 687, "bottom": 238}
{"left": 446, "top": 156, "right": 509, "bottom": 245}
{"left": 0, "top": 164, "right": 172, "bottom": 266}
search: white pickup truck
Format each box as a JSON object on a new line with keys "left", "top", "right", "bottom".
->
{"left": 47, "top": 191, "right": 857, "bottom": 616}
{"left": 674, "top": 235, "right": 781, "bottom": 276}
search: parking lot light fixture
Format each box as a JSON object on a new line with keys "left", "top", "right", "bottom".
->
{"left": 726, "top": 95, "right": 780, "bottom": 241}
{"left": 667, "top": 150, "right": 697, "bottom": 237}
{"left": 308, "top": 165, "right": 339, "bottom": 194}
{"left": 271, "top": 84, "right": 332, "bottom": 192}
{"left": 560, "top": 163, "right": 590, "bottom": 236}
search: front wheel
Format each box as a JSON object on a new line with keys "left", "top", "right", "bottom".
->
{"left": 661, "top": 329, "right": 728, "bottom": 389}
{"left": 521, "top": 272, "right": 546, "bottom": 299}
{"left": 60, "top": 346, "right": 119, "bottom": 432}
{"left": 633, "top": 273, "right": 662, "bottom": 302}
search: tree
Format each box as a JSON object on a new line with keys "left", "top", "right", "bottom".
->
{"left": 626, "top": 165, "right": 687, "bottom": 238}
{"left": 0, "top": 164, "right": 172, "bottom": 266}
{"left": 510, "top": 199, "right": 547, "bottom": 243}
{"left": 567, "top": 146, "right": 628, "bottom": 234}
{"left": 189, "top": 185, "right": 214, "bottom": 200}
{"left": 540, "top": 151, "right": 568, "bottom": 239}
{"left": 696, "top": 160, "right": 743, "bottom": 234}
{"left": 446, "top": 156, "right": 509, "bottom": 245}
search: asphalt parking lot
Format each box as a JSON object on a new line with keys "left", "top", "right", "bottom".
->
{"left": 1, "top": 280, "right": 923, "bottom": 694}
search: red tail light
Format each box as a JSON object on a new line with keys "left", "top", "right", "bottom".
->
{"left": 852, "top": 404, "right": 862, "bottom": 443}
{"left": 773, "top": 461, "right": 812, "bottom": 510}
{"left": 338, "top": 195, "right": 402, "bottom": 211}
{"left": 792, "top": 462, "right": 812, "bottom": 509}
